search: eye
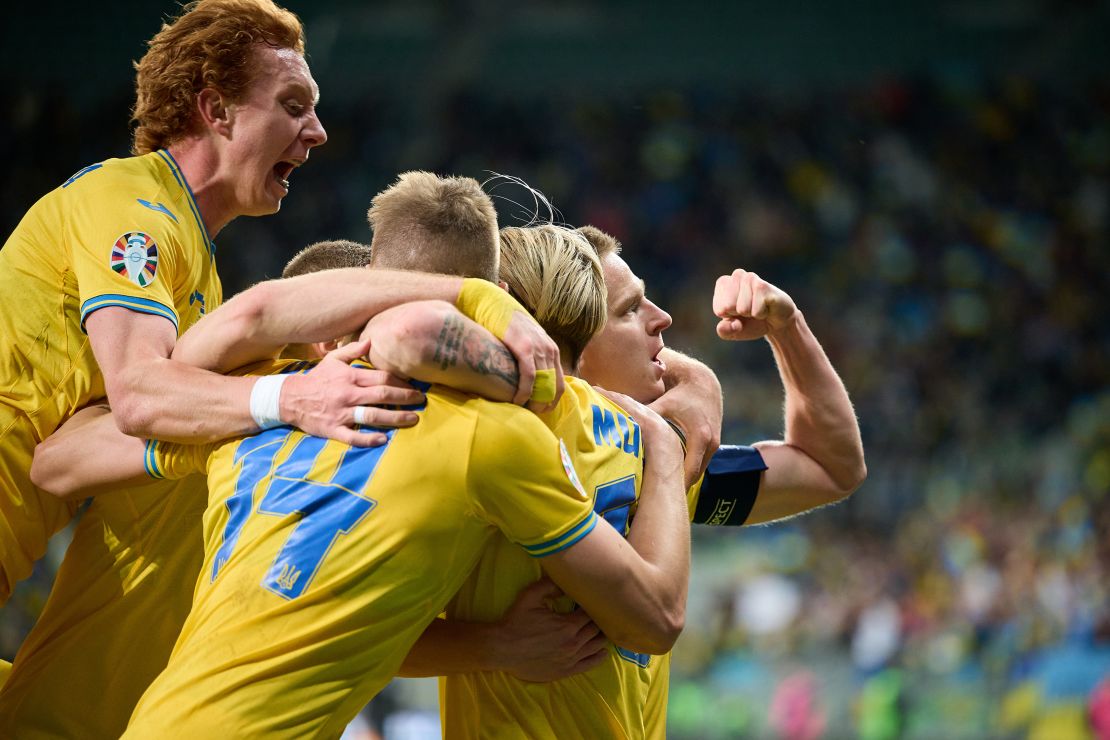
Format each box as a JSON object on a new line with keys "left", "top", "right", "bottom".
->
{"left": 284, "top": 100, "right": 305, "bottom": 115}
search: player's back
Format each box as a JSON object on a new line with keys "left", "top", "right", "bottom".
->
{"left": 440, "top": 376, "right": 655, "bottom": 740}
{"left": 126, "top": 368, "right": 596, "bottom": 739}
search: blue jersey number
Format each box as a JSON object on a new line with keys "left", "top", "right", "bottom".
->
{"left": 591, "top": 475, "right": 651, "bottom": 668}
{"left": 594, "top": 475, "right": 637, "bottom": 536}
{"left": 213, "top": 428, "right": 387, "bottom": 600}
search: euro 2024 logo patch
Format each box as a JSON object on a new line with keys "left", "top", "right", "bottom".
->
{"left": 559, "top": 439, "right": 588, "bottom": 501}
{"left": 111, "top": 232, "right": 159, "bottom": 287}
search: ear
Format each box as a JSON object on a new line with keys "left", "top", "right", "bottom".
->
{"left": 309, "top": 339, "right": 339, "bottom": 359}
{"left": 498, "top": 280, "right": 509, "bottom": 292}
{"left": 197, "top": 88, "right": 233, "bottom": 138}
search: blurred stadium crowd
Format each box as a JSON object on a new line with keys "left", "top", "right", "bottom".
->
{"left": 3, "top": 61, "right": 1107, "bottom": 739}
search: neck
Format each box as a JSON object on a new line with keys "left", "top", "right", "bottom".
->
{"left": 165, "top": 139, "right": 233, "bottom": 238}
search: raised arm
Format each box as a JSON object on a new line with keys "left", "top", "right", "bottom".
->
{"left": 650, "top": 348, "right": 723, "bottom": 488}
{"left": 713, "top": 269, "right": 867, "bottom": 524}
{"left": 541, "top": 391, "right": 690, "bottom": 655}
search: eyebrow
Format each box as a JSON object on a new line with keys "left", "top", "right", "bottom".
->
{"left": 614, "top": 280, "right": 646, "bottom": 313}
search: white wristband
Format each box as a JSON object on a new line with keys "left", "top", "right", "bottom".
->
{"left": 250, "top": 374, "right": 288, "bottom": 430}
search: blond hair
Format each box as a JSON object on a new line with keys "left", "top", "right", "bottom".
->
{"left": 367, "top": 171, "right": 499, "bottom": 282}
{"left": 281, "top": 240, "right": 372, "bottom": 278}
{"left": 575, "top": 225, "right": 622, "bottom": 260}
{"left": 498, "top": 225, "right": 606, "bottom": 367}
{"left": 131, "top": 0, "right": 305, "bottom": 155}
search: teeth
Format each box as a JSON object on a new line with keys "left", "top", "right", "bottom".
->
{"left": 279, "top": 178, "right": 290, "bottom": 188}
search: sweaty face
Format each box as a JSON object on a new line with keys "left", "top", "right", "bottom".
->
{"left": 578, "top": 253, "right": 672, "bottom": 403}
{"left": 224, "top": 45, "right": 327, "bottom": 218}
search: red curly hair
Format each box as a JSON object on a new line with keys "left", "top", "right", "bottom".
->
{"left": 131, "top": 0, "right": 305, "bottom": 155}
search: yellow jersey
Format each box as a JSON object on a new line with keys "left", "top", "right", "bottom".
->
{"left": 644, "top": 444, "right": 766, "bottom": 739}
{"left": 440, "top": 376, "right": 655, "bottom": 740}
{"left": 441, "top": 407, "right": 766, "bottom": 740}
{"left": 123, "top": 360, "right": 597, "bottom": 739}
{"left": 0, "top": 150, "right": 221, "bottom": 600}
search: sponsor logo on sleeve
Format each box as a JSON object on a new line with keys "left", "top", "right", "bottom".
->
{"left": 111, "top": 232, "right": 159, "bottom": 287}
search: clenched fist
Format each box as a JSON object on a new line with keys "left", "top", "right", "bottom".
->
{"left": 712, "top": 269, "right": 798, "bottom": 341}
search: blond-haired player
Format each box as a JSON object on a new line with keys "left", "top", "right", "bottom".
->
{"left": 0, "top": 49, "right": 558, "bottom": 726}
{"left": 28, "top": 175, "right": 688, "bottom": 737}
{"left": 387, "top": 222, "right": 866, "bottom": 738}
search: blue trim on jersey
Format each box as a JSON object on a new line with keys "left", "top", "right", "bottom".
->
{"left": 80, "top": 294, "right": 179, "bottom": 334}
{"left": 155, "top": 149, "right": 216, "bottom": 258}
{"left": 62, "top": 163, "right": 103, "bottom": 188}
{"left": 616, "top": 646, "right": 651, "bottom": 667}
{"left": 144, "top": 440, "right": 165, "bottom": 479}
{"left": 524, "top": 511, "right": 598, "bottom": 558}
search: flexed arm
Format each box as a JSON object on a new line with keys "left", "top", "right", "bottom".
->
{"left": 712, "top": 269, "right": 866, "bottom": 523}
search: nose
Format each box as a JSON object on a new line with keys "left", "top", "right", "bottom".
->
{"left": 646, "top": 299, "right": 672, "bottom": 335}
{"left": 302, "top": 111, "right": 327, "bottom": 149}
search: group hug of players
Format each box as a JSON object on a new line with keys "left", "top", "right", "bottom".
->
{"left": 0, "top": 0, "right": 866, "bottom": 737}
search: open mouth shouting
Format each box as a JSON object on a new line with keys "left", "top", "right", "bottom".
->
{"left": 273, "top": 160, "right": 299, "bottom": 192}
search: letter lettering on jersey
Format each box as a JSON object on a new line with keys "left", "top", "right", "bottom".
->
{"left": 592, "top": 404, "right": 640, "bottom": 457}
{"left": 616, "top": 414, "right": 641, "bottom": 457}
{"left": 592, "top": 405, "right": 618, "bottom": 448}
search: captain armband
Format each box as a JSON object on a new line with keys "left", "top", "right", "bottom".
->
{"left": 691, "top": 445, "right": 767, "bottom": 527}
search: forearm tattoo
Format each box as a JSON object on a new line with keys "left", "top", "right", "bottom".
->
{"left": 433, "top": 314, "right": 519, "bottom": 390}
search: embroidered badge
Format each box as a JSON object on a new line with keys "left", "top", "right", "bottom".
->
{"left": 559, "top": 439, "right": 588, "bottom": 500}
{"left": 111, "top": 232, "right": 159, "bottom": 287}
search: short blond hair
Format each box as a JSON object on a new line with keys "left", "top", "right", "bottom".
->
{"left": 498, "top": 225, "right": 606, "bottom": 367}
{"left": 367, "top": 171, "right": 499, "bottom": 282}
{"left": 131, "top": 0, "right": 306, "bottom": 155}
{"left": 575, "top": 225, "right": 622, "bottom": 260}
{"left": 282, "top": 240, "right": 372, "bottom": 278}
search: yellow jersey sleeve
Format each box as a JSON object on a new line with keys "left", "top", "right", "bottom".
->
{"left": 145, "top": 439, "right": 214, "bottom": 481}
{"left": 68, "top": 168, "right": 193, "bottom": 334}
{"left": 466, "top": 406, "right": 597, "bottom": 558}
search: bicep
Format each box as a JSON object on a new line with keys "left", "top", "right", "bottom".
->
{"left": 86, "top": 307, "right": 177, "bottom": 393}
{"left": 746, "top": 441, "right": 847, "bottom": 524}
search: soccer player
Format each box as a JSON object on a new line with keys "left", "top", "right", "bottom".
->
{"left": 0, "top": 2, "right": 557, "bottom": 728}
{"left": 577, "top": 226, "right": 866, "bottom": 738}
{"left": 29, "top": 175, "right": 690, "bottom": 737}
{"left": 393, "top": 223, "right": 866, "bottom": 738}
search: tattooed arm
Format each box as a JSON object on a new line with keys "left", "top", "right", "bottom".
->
{"left": 361, "top": 301, "right": 519, "bottom": 402}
